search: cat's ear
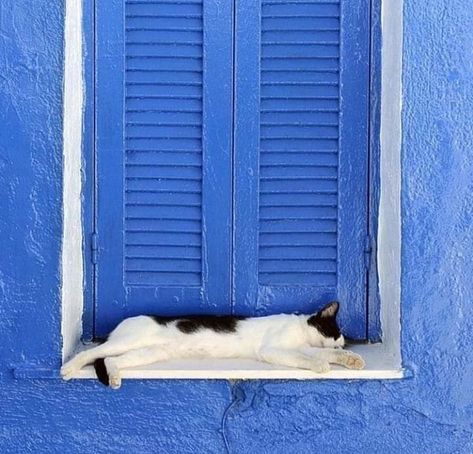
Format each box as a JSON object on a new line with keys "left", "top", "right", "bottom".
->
{"left": 317, "top": 301, "right": 339, "bottom": 318}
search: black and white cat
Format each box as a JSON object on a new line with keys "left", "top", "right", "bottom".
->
{"left": 61, "top": 301, "right": 365, "bottom": 388}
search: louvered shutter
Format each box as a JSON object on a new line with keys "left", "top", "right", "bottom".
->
{"left": 95, "top": 0, "right": 233, "bottom": 336}
{"left": 233, "top": 0, "right": 370, "bottom": 337}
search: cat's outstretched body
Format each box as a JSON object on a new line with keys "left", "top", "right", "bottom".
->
{"left": 61, "top": 301, "right": 365, "bottom": 389}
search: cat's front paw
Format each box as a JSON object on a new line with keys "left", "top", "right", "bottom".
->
{"left": 344, "top": 352, "right": 365, "bottom": 370}
{"left": 310, "top": 360, "right": 331, "bottom": 374}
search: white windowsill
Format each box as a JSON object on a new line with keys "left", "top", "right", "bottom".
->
{"left": 69, "top": 343, "right": 404, "bottom": 380}
{"left": 61, "top": 0, "right": 404, "bottom": 381}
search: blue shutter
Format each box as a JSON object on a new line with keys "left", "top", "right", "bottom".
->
{"left": 95, "top": 0, "right": 370, "bottom": 338}
{"left": 95, "top": 0, "right": 233, "bottom": 336}
{"left": 233, "top": 0, "right": 370, "bottom": 338}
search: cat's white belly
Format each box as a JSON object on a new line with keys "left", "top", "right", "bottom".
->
{"left": 170, "top": 334, "right": 259, "bottom": 359}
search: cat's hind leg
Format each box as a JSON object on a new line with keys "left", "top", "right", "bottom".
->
{"left": 61, "top": 337, "right": 155, "bottom": 380}
{"left": 101, "top": 346, "right": 172, "bottom": 389}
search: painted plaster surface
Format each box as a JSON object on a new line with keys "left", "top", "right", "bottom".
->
{"left": 0, "top": 0, "right": 472, "bottom": 452}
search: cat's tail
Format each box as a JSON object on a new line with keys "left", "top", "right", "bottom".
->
{"left": 93, "top": 358, "right": 110, "bottom": 387}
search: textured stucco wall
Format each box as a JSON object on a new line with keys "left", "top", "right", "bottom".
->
{"left": 0, "top": 0, "right": 472, "bottom": 452}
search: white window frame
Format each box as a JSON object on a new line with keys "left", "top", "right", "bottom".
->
{"left": 61, "top": 0, "right": 404, "bottom": 380}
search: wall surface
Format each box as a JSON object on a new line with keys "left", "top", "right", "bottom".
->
{"left": 0, "top": 0, "right": 472, "bottom": 452}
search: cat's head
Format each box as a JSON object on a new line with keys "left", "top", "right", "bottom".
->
{"left": 307, "top": 301, "right": 345, "bottom": 348}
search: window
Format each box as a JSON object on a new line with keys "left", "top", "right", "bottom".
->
{"left": 91, "top": 0, "right": 372, "bottom": 340}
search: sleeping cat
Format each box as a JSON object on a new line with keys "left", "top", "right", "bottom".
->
{"left": 61, "top": 301, "right": 365, "bottom": 388}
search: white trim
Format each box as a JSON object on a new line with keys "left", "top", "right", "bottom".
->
{"left": 61, "top": 0, "right": 403, "bottom": 378}
{"left": 61, "top": 0, "right": 84, "bottom": 361}
{"left": 377, "top": 0, "right": 403, "bottom": 366}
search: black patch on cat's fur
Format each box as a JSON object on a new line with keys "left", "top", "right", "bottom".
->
{"left": 151, "top": 315, "right": 246, "bottom": 334}
{"left": 177, "top": 316, "right": 246, "bottom": 334}
{"left": 93, "top": 358, "right": 110, "bottom": 387}
{"left": 150, "top": 315, "right": 180, "bottom": 326}
{"left": 307, "top": 309, "right": 342, "bottom": 340}
{"left": 308, "top": 315, "right": 341, "bottom": 340}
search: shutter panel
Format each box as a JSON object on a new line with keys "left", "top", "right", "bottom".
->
{"left": 125, "top": 0, "right": 205, "bottom": 288}
{"left": 95, "top": 0, "right": 233, "bottom": 336}
{"left": 259, "top": 0, "right": 339, "bottom": 287}
{"left": 234, "top": 0, "right": 369, "bottom": 338}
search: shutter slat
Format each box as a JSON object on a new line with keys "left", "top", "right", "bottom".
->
{"left": 127, "top": 29, "right": 202, "bottom": 41}
{"left": 126, "top": 205, "right": 201, "bottom": 218}
{"left": 259, "top": 273, "right": 336, "bottom": 286}
{"left": 260, "top": 246, "right": 337, "bottom": 260}
{"left": 127, "top": 4, "right": 202, "bottom": 14}
{"left": 126, "top": 259, "right": 201, "bottom": 272}
{"left": 262, "top": 4, "right": 338, "bottom": 15}
{"left": 260, "top": 219, "right": 336, "bottom": 232}
{"left": 126, "top": 18, "right": 202, "bottom": 29}
{"left": 262, "top": 17, "right": 339, "bottom": 29}
{"left": 126, "top": 272, "right": 201, "bottom": 286}
{"left": 127, "top": 71, "right": 202, "bottom": 83}
{"left": 262, "top": 30, "right": 339, "bottom": 41}
{"left": 126, "top": 152, "right": 202, "bottom": 165}
{"left": 260, "top": 205, "right": 337, "bottom": 218}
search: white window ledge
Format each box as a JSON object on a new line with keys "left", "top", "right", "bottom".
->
{"left": 68, "top": 343, "right": 404, "bottom": 381}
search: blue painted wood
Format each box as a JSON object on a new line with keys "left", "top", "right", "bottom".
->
{"left": 201, "top": 0, "right": 234, "bottom": 311}
{"left": 367, "top": 0, "right": 382, "bottom": 341}
{"left": 337, "top": 0, "right": 370, "bottom": 337}
{"left": 233, "top": 0, "right": 370, "bottom": 338}
{"left": 95, "top": 0, "right": 370, "bottom": 338}
{"left": 95, "top": 0, "right": 126, "bottom": 337}
{"left": 95, "top": 0, "right": 233, "bottom": 336}
{"left": 233, "top": 0, "right": 261, "bottom": 313}
{"left": 81, "top": 0, "right": 96, "bottom": 341}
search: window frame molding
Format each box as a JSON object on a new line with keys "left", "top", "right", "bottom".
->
{"left": 60, "top": 0, "right": 403, "bottom": 378}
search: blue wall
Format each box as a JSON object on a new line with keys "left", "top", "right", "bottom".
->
{"left": 0, "top": 0, "right": 472, "bottom": 452}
